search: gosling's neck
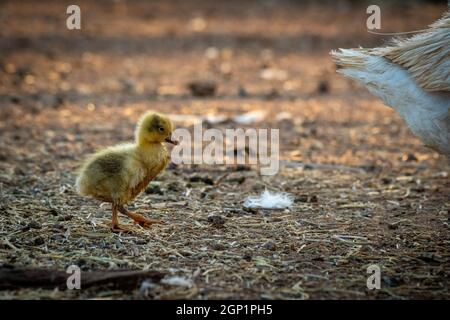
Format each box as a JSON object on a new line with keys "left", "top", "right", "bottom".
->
{"left": 135, "top": 140, "right": 165, "bottom": 164}
{"left": 136, "top": 139, "right": 164, "bottom": 151}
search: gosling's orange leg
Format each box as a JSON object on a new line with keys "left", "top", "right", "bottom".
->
{"left": 111, "top": 204, "right": 133, "bottom": 233}
{"left": 118, "top": 205, "right": 164, "bottom": 228}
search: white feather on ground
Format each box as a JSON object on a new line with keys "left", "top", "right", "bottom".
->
{"left": 244, "top": 190, "right": 293, "bottom": 209}
{"left": 331, "top": 12, "right": 449, "bottom": 157}
{"left": 161, "top": 276, "right": 193, "bottom": 287}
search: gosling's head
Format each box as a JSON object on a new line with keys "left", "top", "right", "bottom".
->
{"left": 135, "top": 112, "right": 178, "bottom": 146}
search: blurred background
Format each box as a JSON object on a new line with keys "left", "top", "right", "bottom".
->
{"left": 0, "top": 0, "right": 448, "bottom": 167}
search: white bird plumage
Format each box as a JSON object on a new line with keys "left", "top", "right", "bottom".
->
{"left": 331, "top": 12, "right": 450, "bottom": 157}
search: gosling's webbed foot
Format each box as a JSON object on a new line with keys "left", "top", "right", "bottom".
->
{"left": 111, "top": 223, "right": 134, "bottom": 233}
{"left": 135, "top": 218, "right": 165, "bottom": 229}
{"left": 118, "top": 205, "right": 164, "bottom": 229}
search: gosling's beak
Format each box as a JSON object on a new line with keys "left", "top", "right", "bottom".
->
{"left": 165, "top": 137, "right": 179, "bottom": 145}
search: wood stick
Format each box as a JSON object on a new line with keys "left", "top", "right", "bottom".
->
{"left": 280, "top": 160, "right": 367, "bottom": 173}
{"left": 0, "top": 266, "right": 164, "bottom": 290}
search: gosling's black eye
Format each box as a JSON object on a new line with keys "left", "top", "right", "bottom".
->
{"left": 158, "top": 127, "right": 165, "bottom": 132}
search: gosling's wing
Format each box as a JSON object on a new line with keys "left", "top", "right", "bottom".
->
{"left": 81, "top": 144, "right": 138, "bottom": 184}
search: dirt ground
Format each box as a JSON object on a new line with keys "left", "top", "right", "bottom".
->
{"left": 0, "top": 0, "right": 449, "bottom": 299}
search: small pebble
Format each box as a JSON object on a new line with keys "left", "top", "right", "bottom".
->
{"left": 188, "top": 175, "right": 214, "bottom": 185}
{"left": 21, "top": 221, "right": 41, "bottom": 231}
{"left": 211, "top": 243, "right": 226, "bottom": 251}
{"left": 226, "top": 176, "right": 246, "bottom": 184}
{"left": 295, "top": 194, "right": 318, "bottom": 203}
{"left": 188, "top": 80, "right": 216, "bottom": 97}
{"left": 242, "top": 253, "right": 252, "bottom": 261}
{"left": 238, "top": 86, "right": 248, "bottom": 97}
{"left": 48, "top": 208, "right": 59, "bottom": 216}
{"left": 401, "top": 153, "right": 418, "bottom": 162}
{"left": 167, "top": 181, "right": 183, "bottom": 192}
{"left": 58, "top": 214, "right": 73, "bottom": 221}
{"left": 243, "top": 207, "right": 258, "bottom": 214}
{"left": 145, "top": 183, "right": 164, "bottom": 195}
{"left": 207, "top": 214, "right": 226, "bottom": 227}
{"left": 317, "top": 80, "right": 329, "bottom": 94}
{"left": 33, "top": 237, "right": 45, "bottom": 246}
{"left": 168, "top": 255, "right": 178, "bottom": 261}
{"left": 262, "top": 241, "right": 277, "bottom": 251}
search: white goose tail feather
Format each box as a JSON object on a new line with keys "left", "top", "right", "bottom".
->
{"left": 330, "top": 12, "right": 450, "bottom": 157}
